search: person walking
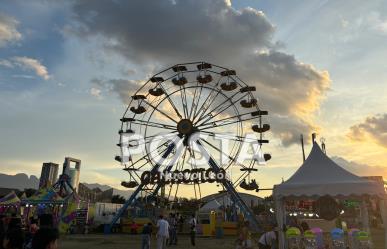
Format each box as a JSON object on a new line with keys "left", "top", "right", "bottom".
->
{"left": 239, "top": 221, "right": 252, "bottom": 249}
{"left": 258, "top": 227, "right": 277, "bottom": 249}
{"left": 168, "top": 214, "right": 178, "bottom": 245}
{"left": 156, "top": 215, "right": 169, "bottom": 249}
{"left": 141, "top": 222, "right": 152, "bottom": 249}
{"left": 188, "top": 214, "right": 197, "bottom": 246}
{"left": 178, "top": 214, "right": 184, "bottom": 233}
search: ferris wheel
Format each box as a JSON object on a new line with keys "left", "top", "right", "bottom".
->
{"left": 109, "top": 62, "right": 270, "bottom": 232}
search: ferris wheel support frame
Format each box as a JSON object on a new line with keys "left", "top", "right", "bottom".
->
{"left": 104, "top": 142, "right": 177, "bottom": 234}
{"left": 105, "top": 141, "right": 262, "bottom": 234}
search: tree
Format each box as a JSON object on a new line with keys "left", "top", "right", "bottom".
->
{"left": 111, "top": 195, "right": 126, "bottom": 204}
{"left": 24, "top": 188, "right": 37, "bottom": 198}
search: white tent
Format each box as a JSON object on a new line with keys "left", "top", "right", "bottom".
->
{"left": 273, "top": 142, "right": 386, "bottom": 249}
{"left": 200, "top": 199, "right": 222, "bottom": 212}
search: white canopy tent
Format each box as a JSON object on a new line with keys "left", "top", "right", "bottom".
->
{"left": 273, "top": 142, "right": 386, "bottom": 249}
{"left": 200, "top": 199, "right": 222, "bottom": 212}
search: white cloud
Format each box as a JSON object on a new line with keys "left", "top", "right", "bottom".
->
{"left": 348, "top": 113, "right": 387, "bottom": 148}
{"left": 90, "top": 87, "right": 102, "bottom": 98}
{"left": 0, "top": 13, "right": 22, "bottom": 47}
{"left": 12, "top": 56, "right": 51, "bottom": 80}
{"left": 0, "top": 59, "right": 14, "bottom": 68}
{"left": 375, "top": 20, "right": 387, "bottom": 33}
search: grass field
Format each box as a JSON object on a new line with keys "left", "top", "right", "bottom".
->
{"left": 60, "top": 229, "right": 385, "bottom": 249}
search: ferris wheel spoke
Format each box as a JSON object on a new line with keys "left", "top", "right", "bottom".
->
{"left": 129, "top": 138, "right": 174, "bottom": 168}
{"left": 196, "top": 93, "right": 249, "bottom": 127}
{"left": 188, "top": 82, "right": 200, "bottom": 120}
{"left": 129, "top": 119, "right": 176, "bottom": 131}
{"left": 193, "top": 90, "right": 222, "bottom": 124}
{"left": 200, "top": 138, "right": 236, "bottom": 163}
{"left": 198, "top": 130, "right": 257, "bottom": 143}
{"left": 142, "top": 100, "right": 179, "bottom": 124}
{"left": 199, "top": 115, "right": 258, "bottom": 131}
{"left": 192, "top": 76, "right": 222, "bottom": 123}
{"left": 158, "top": 83, "right": 183, "bottom": 119}
{"left": 180, "top": 86, "right": 189, "bottom": 118}
{"left": 190, "top": 83, "right": 204, "bottom": 120}
{"left": 124, "top": 131, "right": 178, "bottom": 148}
{"left": 198, "top": 111, "right": 250, "bottom": 128}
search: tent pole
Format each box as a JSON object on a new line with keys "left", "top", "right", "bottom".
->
{"left": 275, "top": 196, "right": 285, "bottom": 249}
{"left": 300, "top": 134, "right": 305, "bottom": 162}
{"left": 379, "top": 197, "right": 387, "bottom": 249}
{"left": 360, "top": 198, "right": 370, "bottom": 233}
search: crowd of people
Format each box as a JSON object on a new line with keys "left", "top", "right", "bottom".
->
{"left": 137, "top": 213, "right": 196, "bottom": 249}
{"left": 0, "top": 214, "right": 59, "bottom": 249}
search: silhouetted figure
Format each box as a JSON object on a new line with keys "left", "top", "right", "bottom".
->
{"left": 2, "top": 228, "right": 24, "bottom": 249}
{"left": 32, "top": 228, "right": 59, "bottom": 249}
{"left": 189, "top": 214, "right": 197, "bottom": 246}
{"left": 0, "top": 215, "right": 5, "bottom": 249}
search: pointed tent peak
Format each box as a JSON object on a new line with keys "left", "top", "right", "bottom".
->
{"left": 0, "top": 191, "right": 21, "bottom": 205}
{"left": 20, "top": 192, "right": 27, "bottom": 200}
{"left": 274, "top": 141, "right": 385, "bottom": 197}
{"left": 284, "top": 142, "right": 371, "bottom": 185}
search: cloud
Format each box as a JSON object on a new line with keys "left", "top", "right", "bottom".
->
{"left": 0, "top": 59, "right": 14, "bottom": 68}
{"left": 0, "top": 13, "right": 22, "bottom": 47}
{"left": 90, "top": 87, "right": 102, "bottom": 98}
{"left": 92, "top": 78, "right": 141, "bottom": 103}
{"left": 270, "top": 114, "right": 318, "bottom": 147}
{"left": 332, "top": 156, "right": 387, "bottom": 179}
{"left": 239, "top": 51, "right": 330, "bottom": 118}
{"left": 71, "top": 0, "right": 274, "bottom": 63}
{"left": 71, "top": 0, "right": 331, "bottom": 146}
{"left": 348, "top": 113, "right": 387, "bottom": 148}
{"left": 12, "top": 56, "right": 51, "bottom": 80}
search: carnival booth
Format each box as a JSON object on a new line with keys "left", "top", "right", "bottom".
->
{"left": 0, "top": 191, "right": 21, "bottom": 214}
{"left": 22, "top": 187, "right": 65, "bottom": 227}
{"left": 273, "top": 141, "right": 386, "bottom": 249}
{"left": 198, "top": 195, "right": 240, "bottom": 236}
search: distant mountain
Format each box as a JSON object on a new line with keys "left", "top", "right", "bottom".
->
{"left": 0, "top": 173, "right": 133, "bottom": 199}
{"left": 0, "top": 173, "right": 39, "bottom": 190}
{"left": 82, "top": 182, "right": 133, "bottom": 199}
{"left": 82, "top": 183, "right": 112, "bottom": 192}
{"left": 332, "top": 156, "right": 387, "bottom": 179}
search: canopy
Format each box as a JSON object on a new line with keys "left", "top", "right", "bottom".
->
{"left": 200, "top": 199, "right": 222, "bottom": 211}
{"left": 0, "top": 191, "right": 20, "bottom": 206}
{"left": 273, "top": 142, "right": 385, "bottom": 197}
{"left": 25, "top": 187, "right": 63, "bottom": 204}
{"left": 273, "top": 142, "right": 386, "bottom": 249}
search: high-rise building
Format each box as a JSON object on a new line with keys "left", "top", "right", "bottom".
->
{"left": 39, "top": 162, "right": 59, "bottom": 188}
{"left": 62, "top": 157, "right": 81, "bottom": 193}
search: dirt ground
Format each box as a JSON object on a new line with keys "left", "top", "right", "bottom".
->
{"left": 60, "top": 234, "right": 237, "bottom": 249}
{"left": 60, "top": 229, "right": 385, "bottom": 249}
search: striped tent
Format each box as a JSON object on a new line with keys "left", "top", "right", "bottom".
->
{"left": 24, "top": 187, "right": 64, "bottom": 205}
{"left": 0, "top": 191, "right": 20, "bottom": 206}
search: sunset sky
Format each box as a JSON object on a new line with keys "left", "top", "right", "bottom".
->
{"left": 0, "top": 0, "right": 386, "bottom": 197}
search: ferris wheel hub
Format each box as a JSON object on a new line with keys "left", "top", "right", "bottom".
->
{"left": 177, "top": 118, "right": 195, "bottom": 135}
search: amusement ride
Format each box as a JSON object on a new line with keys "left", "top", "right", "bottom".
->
{"left": 108, "top": 62, "right": 271, "bottom": 232}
